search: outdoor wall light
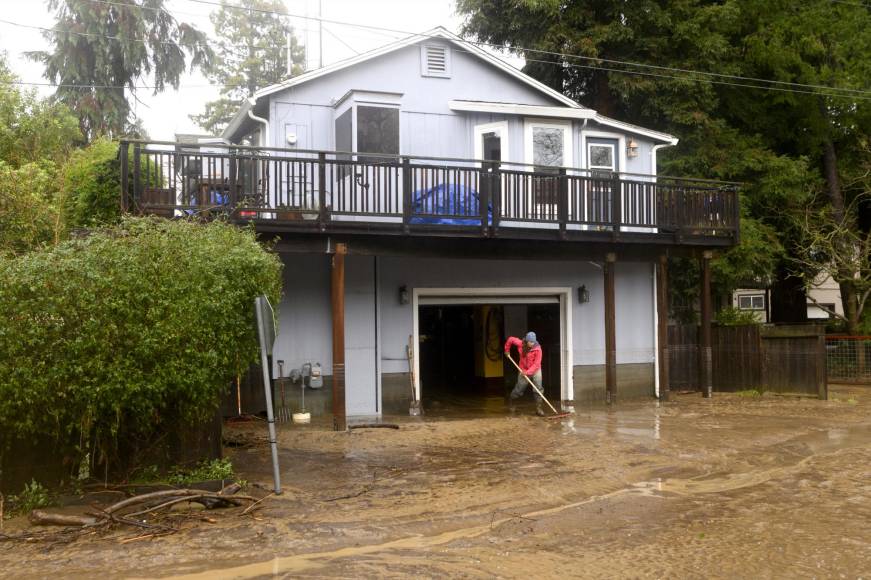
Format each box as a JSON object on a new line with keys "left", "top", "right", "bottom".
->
{"left": 578, "top": 285, "right": 590, "bottom": 304}
{"left": 399, "top": 285, "right": 410, "bottom": 305}
{"left": 627, "top": 139, "right": 639, "bottom": 159}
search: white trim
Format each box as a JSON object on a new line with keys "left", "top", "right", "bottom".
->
{"left": 451, "top": 100, "right": 595, "bottom": 120}
{"left": 334, "top": 90, "right": 403, "bottom": 109}
{"left": 473, "top": 120, "right": 509, "bottom": 165}
{"left": 593, "top": 114, "right": 679, "bottom": 145}
{"left": 580, "top": 129, "right": 626, "bottom": 172}
{"left": 587, "top": 142, "right": 617, "bottom": 171}
{"left": 411, "top": 287, "right": 574, "bottom": 403}
{"left": 524, "top": 118, "right": 574, "bottom": 167}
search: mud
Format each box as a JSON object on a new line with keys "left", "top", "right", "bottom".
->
{"left": 2, "top": 386, "right": 870, "bottom": 579}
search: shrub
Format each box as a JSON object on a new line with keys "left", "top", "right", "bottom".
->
{"left": 61, "top": 138, "right": 121, "bottom": 228}
{"left": 715, "top": 306, "right": 762, "bottom": 326}
{"left": 0, "top": 160, "right": 62, "bottom": 256}
{"left": 0, "top": 217, "right": 282, "bottom": 473}
{"left": 8, "top": 479, "right": 54, "bottom": 516}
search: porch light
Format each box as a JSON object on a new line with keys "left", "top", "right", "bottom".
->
{"left": 399, "top": 285, "right": 410, "bottom": 305}
{"left": 578, "top": 285, "right": 590, "bottom": 304}
{"left": 627, "top": 139, "right": 639, "bottom": 159}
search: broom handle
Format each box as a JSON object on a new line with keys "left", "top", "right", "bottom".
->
{"left": 504, "top": 352, "right": 560, "bottom": 415}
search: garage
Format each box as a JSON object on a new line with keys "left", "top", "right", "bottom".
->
{"left": 412, "top": 288, "right": 573, "bottom": 414}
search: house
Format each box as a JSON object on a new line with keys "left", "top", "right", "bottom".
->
{"left": 733, "top": 274, "right": 843, "bottom": 323}
{"left": 122, "top": 28, "right": 740, "bottom": 426}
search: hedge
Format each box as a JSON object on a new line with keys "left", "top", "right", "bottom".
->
{"left": 0, "top": 217, "right": 282, "bottom": 470}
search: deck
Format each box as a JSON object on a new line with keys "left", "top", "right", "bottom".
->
{"left": 120, "top": 140, "right": 740, "bottom": 247}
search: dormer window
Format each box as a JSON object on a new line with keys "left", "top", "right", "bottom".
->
{"left": 421, "top": 44, "right": 451, "bottom": 78}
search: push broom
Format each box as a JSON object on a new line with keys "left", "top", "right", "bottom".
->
{"left": 504, "top": 353, "right": 572, "bottom": 419}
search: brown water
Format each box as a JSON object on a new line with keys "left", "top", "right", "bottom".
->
{"left": 2, "top": 386, "right": 870, "bottom": 579}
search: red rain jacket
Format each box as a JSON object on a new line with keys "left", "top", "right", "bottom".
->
{"left": 504, "top": 336, "right": 542, "bottom": 376}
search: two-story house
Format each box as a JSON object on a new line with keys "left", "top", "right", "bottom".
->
{"left": 123, "top": 27, "right": 739, "bottom": 428}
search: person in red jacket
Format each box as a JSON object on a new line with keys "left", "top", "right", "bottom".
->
{"left": 504, "top": 331, "right": 545, "bottom": 416}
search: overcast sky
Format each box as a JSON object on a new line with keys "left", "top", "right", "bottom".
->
{"left": 0, "top": 0, "right": 505, "bottom": 140}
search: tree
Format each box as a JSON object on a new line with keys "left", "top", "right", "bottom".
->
{"left": 29, "top": 0, "right": 213, "bottom": 141}
{"left": 457, "top": 0, "right": 869, "bottom": 321}
{"left": 191, "top": 0, "right": 305, "bottom": 135}
{"left": 0, "top": 52, "right": 81, "bottom": 166}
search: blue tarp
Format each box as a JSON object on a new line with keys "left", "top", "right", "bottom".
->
{"left": 409, "top": 183, "right": 492, "bottom": 225}
{"left": 184, "top": 190, "right": 229, "bottom": 215}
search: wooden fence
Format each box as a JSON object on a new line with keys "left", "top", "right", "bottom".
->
{"left": 668, "top": 324, "right": 827, "bottom": 399}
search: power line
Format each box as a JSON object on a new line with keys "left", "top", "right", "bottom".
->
{"left": 176, "top": 0, "right": 871, "bottom": 97}
{"left": 4, "top": 3, "right": 870, "bottom": 101}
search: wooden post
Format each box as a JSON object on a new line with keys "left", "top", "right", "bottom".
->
{"left": 557, "top": 167, "right": 568, "bottom": 240}
{"left": 132, "top": 142, "right": 142, "bottom": 213}
{"left": 402, "top": 157, "right": 412, "bottom": 233}
{"left": 318, "top": 152, "right": 327, "bottom": 230}
{"left": 657, "top": 255, "right": 670, "bottom": 401}
{"left": 611, "top": 173, "right": 622, "bottom": 242}
{"left": 604, "top": 252, "right": 617, "bottom": 404}
{"left": 699, "top": 250, "right": 713, "bottom": 398}
{"left": 119, "top": 141, "right": 129, "bottom": 213}
{"left": 331, "top": 243, "right": 348, "bottom": 431}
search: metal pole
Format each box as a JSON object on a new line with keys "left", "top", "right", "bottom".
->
{"left": 255, "top": 297, "right": 282, "bottom": 494}
{"left": 318, "top": 0, "right": 323, "bottom": 69}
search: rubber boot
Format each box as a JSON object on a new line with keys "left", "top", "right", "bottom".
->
{"left": 535, "top": 400, "right": 546, "bottom": 417}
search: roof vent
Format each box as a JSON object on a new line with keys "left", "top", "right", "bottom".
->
{"left": 421, "top": 44, "right": 450, "bottom": 78}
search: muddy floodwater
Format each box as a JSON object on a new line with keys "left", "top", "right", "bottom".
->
{"left": 2, "top": 386, "right": 870, "bottom": 578}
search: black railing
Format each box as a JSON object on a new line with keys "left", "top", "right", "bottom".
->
{"left": 119, "top": 140, "right": 740, "bottom": 244}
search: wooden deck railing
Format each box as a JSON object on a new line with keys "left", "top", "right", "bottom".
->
{"left": 119, "top": 140, "right": 740, "bottom": 245}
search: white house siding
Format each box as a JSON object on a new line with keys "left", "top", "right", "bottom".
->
{"left": 267, "top": 39, "right": 661, "bottom": 175}
{"left": 271, "top": 253, "right": 656, "bottom": 417}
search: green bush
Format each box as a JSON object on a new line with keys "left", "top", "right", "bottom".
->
{"left": 0, "top": 217, "right": 282, "bottom": 471}
{"left": 61, "top": 140, "right": 160, "bottom": 229}
{"left": 715, "top": 306, "right": 762, "bottom": 326}
{"left": 7, "top": 479, "right": 54, "bottom": 516}
{"left": 0, "top": 160, "right": 62, "bottom": 256}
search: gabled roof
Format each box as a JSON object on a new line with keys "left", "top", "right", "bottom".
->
{"left": 221, "top": 26, "right": 677, "bottom": 145}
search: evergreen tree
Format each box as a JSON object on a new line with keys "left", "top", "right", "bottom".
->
{"left": 29, "top": 0, "right": 213, "bottom": 141}
{"left": 191, "top": 0, "right": 305, "bottom": 135}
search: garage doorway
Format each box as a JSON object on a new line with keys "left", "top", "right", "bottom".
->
{"left": 412, "top": 288, "right": 573, "bottom": 413}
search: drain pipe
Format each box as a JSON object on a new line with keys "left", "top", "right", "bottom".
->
{"left": 247, "top": 97, "right": 270, "bottom": 147}
{"left": 650, "top": 140, "right": 676, "bottom": 401}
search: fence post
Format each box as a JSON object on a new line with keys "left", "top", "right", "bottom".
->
{"left": 228, "top": 149, "right": 237, "bottom": 218}
{"left": 119, "top": 141, "right": 129, "bottom": 213}
{"left": 132, "top": 142, "right": 142, "bottom": 214}
{"left": 318, "top": 152, "right": 327, "bottom": 230}
{"left": 611, "top": 172, "right": 622, "bottom": 241}
{"left": 558, "top": 168, "right": 568, "bottom": 240}
{"left": 818, "top": 333, "right": 828, "bottom": 400}
{"left": 402, "top": 157, "right": 412, "bottom": 233}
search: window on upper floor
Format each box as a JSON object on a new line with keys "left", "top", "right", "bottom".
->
{"left": 356, "top": 105, "right": 399, "bottom": 158}
{"left": 421, "top": 44, "right": 451, "bottom": 78}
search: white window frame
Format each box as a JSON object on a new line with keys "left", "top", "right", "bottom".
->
{"left": 587, "top": 143, "right": 617, "bottom": 172}
{"left": 473, "top": 120, "right": 509, "bottom": 165}
{"left": 523, "top": 118, "right": 573, "bottom": 169}
{"left": 420, "top": 43, "right": 451, "bottom": 78}
{"left": 737, "top": 294, "right": 765, "bottom": 310}
{"left": 580, "top": 129, "right": 626, "bottom": 173}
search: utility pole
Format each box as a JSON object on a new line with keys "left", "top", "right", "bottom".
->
{"left": 318, "top": 0, "right": 323, "bottom": 69}
{"left": 286, "top": 31, "right": 292, "bottom": 77}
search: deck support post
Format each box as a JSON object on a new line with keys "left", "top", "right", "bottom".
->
{"left": 699, "top": 250, "right": 713, "bottom": 398}
{"left": 331, "top": 243, "right": 348, "bottom": 430}
{"left": 119, "top": 141, "right": 129, "bottom": 213}
{"left": 657, "top": 255, "right": 670, "bottom": 401}
{"left": 604, "top": 252, "right": 617, "bottom": 404}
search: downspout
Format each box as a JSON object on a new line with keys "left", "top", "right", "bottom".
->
{"left": 650, "top": 140, "right": 676, "bottom": 400}
{"left": 247, "top": 97, "right": 270, "bottom": 147}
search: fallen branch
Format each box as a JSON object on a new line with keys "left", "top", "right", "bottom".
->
{"left": 240, "top": 492, "right": 274, "bottom": 516}
{"left": 29, "top": 511, "right": 99, "bottom": 527}
{"left": 349, "top": 423, "right": 399, "bottom": 430}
